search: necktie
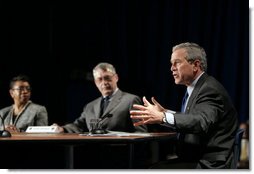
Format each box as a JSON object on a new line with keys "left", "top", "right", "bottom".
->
{"left": 181, "top": 91, "right": 189, "bottom": 113}
{"left": 178, "top": 91, "right": 189, "bottom": 141}
{"left": 100, "top": 96, "right": 110, "bottom": 117}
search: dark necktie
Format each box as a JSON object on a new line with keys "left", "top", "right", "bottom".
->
{"left": 178, "top": 90, "right": 189, "bottom": 141}
{"left": 181, "top": 90, "right": 189, "bottom": 113}
{"left": 100, "top": 96, "right": 110, "bottom": 117}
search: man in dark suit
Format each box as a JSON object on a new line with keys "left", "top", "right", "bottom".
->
{"left": 130, "top": 42, "right": 238, "bottom": 169}
{"left": 54, "top": 62, "right": 147, "bottom": 133}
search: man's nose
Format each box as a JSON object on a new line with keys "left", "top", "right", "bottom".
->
{"left": 170, "top": 65, "right": 175, "bottom": 72}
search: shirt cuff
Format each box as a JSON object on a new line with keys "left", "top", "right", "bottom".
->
{"left": 165, "top": 111, "right": 175, "bottom": 125}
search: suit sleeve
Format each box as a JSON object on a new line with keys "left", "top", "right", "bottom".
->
{"left": 35, "top": 106, "right": 48, "bottom": 126}
{"left": 131, "top": 96, "right": 148, "bottom": 132}
{"left": 63, "top": 106, "right": 88, "bottom": 133}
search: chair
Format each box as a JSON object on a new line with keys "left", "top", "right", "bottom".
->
{"left": 232, "top": 128, "right": 245, "bottom": 169}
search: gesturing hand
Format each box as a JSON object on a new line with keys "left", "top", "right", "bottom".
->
{"left": 130, "top": 96, "right": 165, "bottom": 126}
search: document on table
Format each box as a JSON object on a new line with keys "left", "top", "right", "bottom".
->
{"left": 79, "top": 131, "right": 152, "bottom": 137}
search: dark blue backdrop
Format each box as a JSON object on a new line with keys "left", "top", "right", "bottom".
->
{"left": 0, "top": 0, "right": 249, "bottom": 126}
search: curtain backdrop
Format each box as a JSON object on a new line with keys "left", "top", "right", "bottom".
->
{"left": 0, "top": 0, "right": 249, "bottom": 125}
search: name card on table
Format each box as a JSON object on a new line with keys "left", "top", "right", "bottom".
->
{"left": 26, "top": 126, "right": 60, "bottom": 133}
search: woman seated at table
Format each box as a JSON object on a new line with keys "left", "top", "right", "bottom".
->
{"left": 0, "top": 74, "right": 48, "bottom": 132}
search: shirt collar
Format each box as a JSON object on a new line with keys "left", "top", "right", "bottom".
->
{"left": 102, "top": 88, "right": 119, "bottom": 100}
{"left": 187, "top": 72, "right": 204, "bottom": 95}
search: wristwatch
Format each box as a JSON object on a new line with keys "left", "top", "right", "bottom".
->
{"left": 162, "top": 113, "right": 167, "bottom": 123}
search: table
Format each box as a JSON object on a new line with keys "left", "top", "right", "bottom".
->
{"left": 0, "top": 132, "right": 176, "bottom": 169}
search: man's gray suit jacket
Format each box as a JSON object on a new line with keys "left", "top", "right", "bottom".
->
{"left": 63, "top": 89, "right": 147, "bottom": 133}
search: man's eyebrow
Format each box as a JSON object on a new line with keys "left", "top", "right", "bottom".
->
{"left": 171, "top": 58, "right": 181, "bottom": 63}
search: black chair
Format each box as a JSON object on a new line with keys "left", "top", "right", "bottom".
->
{"left": 231, "top": 128, "right": 245, "bottom": 169}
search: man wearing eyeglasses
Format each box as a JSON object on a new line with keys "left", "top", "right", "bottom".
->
{"left": 53, "top": 62, "right": 147, "bottom": 133}
{"left": 0, "top": 75, "right": 48, "bottom": 132}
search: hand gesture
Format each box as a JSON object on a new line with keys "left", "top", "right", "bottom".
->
{"left": 130, "top": 96, "right": 165, "bottom": 126}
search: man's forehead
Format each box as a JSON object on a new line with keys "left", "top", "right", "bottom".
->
{"left": 170, "top": 56, "right": 185, "bottom": 62}
{"left": 13, "top": 81, "right": 29, "bottom": 85}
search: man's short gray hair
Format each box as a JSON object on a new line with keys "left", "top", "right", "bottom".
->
{"left": 172, "top": 42, "right": 207, "bottom": 72}
{"left": 93, "top": 62, "right": 116, "bottom": 77}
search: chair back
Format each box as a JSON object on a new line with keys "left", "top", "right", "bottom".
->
{"left": 232, "top": 128, "right": 245, "bottom": 169}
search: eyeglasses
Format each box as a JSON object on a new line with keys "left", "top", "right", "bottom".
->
{"left": 95, "top": 74, "right": 115, "bottom": 83}
{"left": 12, "top": 86, "right": 31, "bottom": 92}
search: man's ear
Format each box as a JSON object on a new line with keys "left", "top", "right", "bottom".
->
{"left": 114, "top": 73, "right": 119, "bottom": 81}
{"left": 193, "top": 59, "right": 201, "bottom": 71}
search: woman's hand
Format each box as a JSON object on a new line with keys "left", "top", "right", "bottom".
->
{"left": 5, "top": 125, "right": 19, "bottom": 132}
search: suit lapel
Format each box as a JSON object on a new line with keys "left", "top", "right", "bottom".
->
{"left": 94, "top": 98, "right": 102, "bottom": 118}
{"left": 185, "top": 73, "right": 208, "bottom": 113}
{"left": 4, "top": 111, "right": 12, "bottom": 125}
{"left": 13, "top": 102, "right": 32, "bottom": 125}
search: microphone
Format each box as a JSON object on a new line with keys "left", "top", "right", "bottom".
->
{"left": 90, "top": 114, "right": 113, "bottom": 134}
{"left": 0, "top": 115, "right": 11, "bottom": 137}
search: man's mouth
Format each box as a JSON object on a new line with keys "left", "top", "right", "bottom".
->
{"left": 172, "top": 74, "right": 178, "bottom": 78}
